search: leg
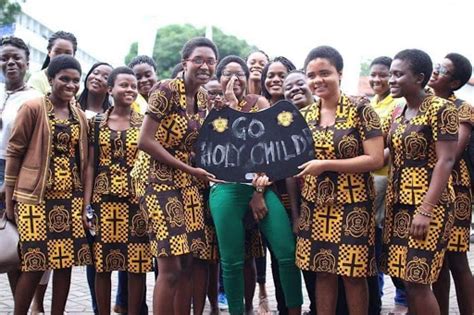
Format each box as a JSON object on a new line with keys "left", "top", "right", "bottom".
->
{"left": 405, "top": 281, "right": 440, "bottom": 315}
{"left": 244, "top": 258, "right": 256, "bottom": 313}
{"left": 302, "top": 270, "right": 316, "bottom": 315}
{"left": 154, "top": 255, "right": 186, "bottom": 315}
{"left": 31, "top": 271, "right": 50, "bottom": 315}
{"left": 174, "top": 254, "right": 194, "bottom": 315}
{"left": 392, "top": 277, "right": 408, "bottom": 312}
{"left": 447, "top": 252, "right": 474, "bottom": 315}
{"left": 13, "top": 271, "right": 44, "bottom": 315}
{"left": 7, "top": 269, "right": 21, "bottom": 298}
{"left": 316, "top": 272, "right": 338, "bottom": 315}
{"left": 269, "top": 247, "right": 288, "bottom": 315}
{"left": 114, "top": 271, "right": 128, "bottom": 313}
{"left": 95, "top": 271, "right": 112, "bottom": 315}
{"left": 192, "top": 258, "right": 209, "bottom": 315}
{"left": 86, "top": 265, "right": 98, "bottom": 314}
{"left": 259, "top": 190, "right": 302, "bottom": 314}
{"left": 366, "top": 275, "right": 380, "bottom": 315}
{"left": 208, "top": 262, "right": 219, "bottom": 315}
{"left": 255, "top": 250, "right": 269, "bottom": 314}
{"left": 50, "top": 268, "right": 72, "bottom": 315}
{"left": 342, "top": 276, "right": 368, "bottom": 315}
{"left": 432, "top": 257, "right": 450, "bottom": 315}
{"left": 128, "top": 272, "right": 146, "bottom": 315}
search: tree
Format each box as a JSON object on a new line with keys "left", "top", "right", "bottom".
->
{"left": 124, "top": 24, "right": 257, "bottom": 79}
{"left": 124, "top": 42, "right": 138, "bottom": 65}
{"left": 359, "top": 58, "right": 373, "bottom": 76}
{"left": 0, "top": 0, "right": 22, "bottom": 25}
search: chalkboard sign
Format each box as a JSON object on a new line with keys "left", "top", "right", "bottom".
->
{"left": 195, "top": 100, "right": 315, "bottom": 183}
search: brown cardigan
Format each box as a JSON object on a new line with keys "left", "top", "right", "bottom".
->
{"left": 5, "top": 96, "right": 88, "bottom": 204}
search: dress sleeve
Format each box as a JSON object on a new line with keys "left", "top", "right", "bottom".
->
{"left": 431, "top": 98, "right": 458, "bottom": 142}
{"left": 457, "top": 100, "right": 474, "bottom": 126}
{"left": 146, "top": 81, "right": 174, "bottom": 123}
{"left": 356, "top": 99, "right": 383, "bottom": 141}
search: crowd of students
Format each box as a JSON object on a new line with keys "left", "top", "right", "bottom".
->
{"left": 0, "top": 30, "right": 473, "bottom": 315}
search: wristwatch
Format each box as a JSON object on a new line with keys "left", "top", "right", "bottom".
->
{"left": 255, "top": 186, "right": 265, "bottom": 193}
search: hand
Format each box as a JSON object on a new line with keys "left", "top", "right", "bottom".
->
{"left": 191, "top": 167, "right": 225, "bottom": 183}
{"left": 296, "top": 159, "right": 327, "bottom": 177}
{"left": 0, "top": 183, "right": 5, "bottom": 203}
{"left": 410, "top": 213, "right": 431, "bottom": 240}
{"left": 212, "top": 97, "right": 226, "bottom": 110}
{"left": 224, "top": 76, "right": 239, "bottom": 109}
{"left": 82, "top": 208, "right": 91, "bottom": 231}
{"left": 252, "top": 173, "right": 272, "bottom": 188}
{"left": 249, "top": 192, "right": 268, "bottom": 222}
{"left": 5, "top": 199, "right": 16, "bottom": 222}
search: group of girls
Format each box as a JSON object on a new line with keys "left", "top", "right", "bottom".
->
{"left": 0, "top": 29, "right": 473, "bottom": 315}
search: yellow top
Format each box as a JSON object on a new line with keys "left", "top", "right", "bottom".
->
{"left": 371, "top": 94, "right": 403, "bottom": 176}
{"left": 132, "top": 93, "right": 148, "bottom": 114}
{"left": 27, "top": 69, "right": 51, "bottom": 95}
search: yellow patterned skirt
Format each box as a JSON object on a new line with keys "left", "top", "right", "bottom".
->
{"left": 295, "top": 199, "right": 376, "bottom": 277}
{"left": 92, "top": 195, "right": 152, "bottom": 273}
{"left": 380, "top": 202, "right": 454, "bottom": 284}
{"left": 16, "top": 190, "right": 92, "bottom": 272}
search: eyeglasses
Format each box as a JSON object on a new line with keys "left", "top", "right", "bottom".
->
{"left": 207, "top": 91, "right": 224, "bottom": 98}
{"left": 434, "top": 63, "right": 451, "bottom": 76}
{"left": 222, "top": 71, "right": 246, "bottom": 78}
{"left": 186, "top": 57, "right": 217, "bottom": 66}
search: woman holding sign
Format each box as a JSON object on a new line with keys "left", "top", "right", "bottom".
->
{"left": 133, "top": 37, "right": 219, "bottom": 315}
{"left": 209, "top": 55, "right": 303, "bottom": 315}
{"left": 295, "top": 46, "right": 384, "bottom": 315}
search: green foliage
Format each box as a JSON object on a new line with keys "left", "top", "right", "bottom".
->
{"left": 0, "top": 0, "right": 22, "bottom": 25}
{"left": 124, "top": 24, "right": 257, "bottom": 79}
{"left": 360, "top": 58, "right": 373, "bottom": 76}
{"left": 124, "top": 42, "right": 138, "bottom": 66}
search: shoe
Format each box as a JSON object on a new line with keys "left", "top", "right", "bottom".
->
{"left": 113, "top": 304, "right": 128, "bottom": 314}
{"left": 218, "top": 292, "right": 228, "bottom": 310}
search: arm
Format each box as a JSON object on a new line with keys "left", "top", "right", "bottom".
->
{"left": 255, "top": 96, "right": 270, "bottom": 110}
{"left": 286, "top": 177, "right": 300, "bottom": 234}
{"left": 455, "top": 122, "right": 471, "bottom": 161}
{"left": 82, "top": 143, "right": 95, "bottom": 229}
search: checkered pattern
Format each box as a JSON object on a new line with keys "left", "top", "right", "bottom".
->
{"left": 386, "top": 244, "right": 407, "bottom": 278}
{"left": 312, "top": 204, "right": 342, "bottom": 243}
{"left": 447, "top": 226, "right": 469, "bottom": 252}
{"left": 169, "top": 233, "right": 190, "bottom": 256}
{"left": 399, "top": 167, "right": 429, "bottom": 205}
{"left": 337, "top": 244, "right": 368, "bottom": 277}
{"left": 295, "top": 237, "right": 312, "bottom": 270}
{"left": 128, "top": 243, "right": 153, "bottom": 273}
{"left": 72, "top": 197, "right": 85, "bottom": 238}
{"left": 18, "top": 203, "right": 47, "bottom": 241}
{"left": 47, "top": 238, "right": 74, "bottom": 269}
{"left": 100, "top": 202, "right": 128, "bottom": 243}
{"left": 337, "top": 173, "right": 367, "bottom": 204}
{"left": 313, "top": 129, "right": 336, "bottom": 160}
{"left": 183, "top": 187, "right": 204, "bottom": 233}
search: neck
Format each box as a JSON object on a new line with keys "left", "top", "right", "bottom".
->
{"left": 184, "top": 75, "right": 201, "bottom": 98}
{"left": 49, "top": 94, "right": 69, "bottom": 109}
{"left": 405, "top": 89, "right": 427, "bottom": 109}
{"left": 248, "top": 80, "right": 261, "bottom": 95}
{"left": 270, "top": 95, "right": 283, "bottom": 105}
{"left": 141, "top": 93, "right": 149, "bottom": 102}
{"left": 377, "top": 90, "right": 390, "bottom": 102}
{"left": 433, "top": 88, "right": 451, "bottom": 100}
{"left": 321, "top": 91, "right": 340, "bottom": 109}
{"left": 86, "top": 92, "right": 106, "bottom": 113}
{"left": 5, "top": 80, "right": 25, "bottom": 91}
{"left": 112, "top": 104, "right": 132, "bottom": 116}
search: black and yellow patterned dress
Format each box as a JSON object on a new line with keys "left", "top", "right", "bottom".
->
{"left": 91, "top": 109, "right": 152, "bottom": 273}
{"left": 446, "top": 94, "right": 473, "bottom": 253}
{"left": 380, "top": 95, "right": 458, "bottom": 284}
{"left": 16, "top": 100, "right": 91, "bottom": 271}
{"left": 295, "top": 94, "right": 381, "bottom": 277}
{"left": 132, "top": 78, "right": 207, "bottom": 258}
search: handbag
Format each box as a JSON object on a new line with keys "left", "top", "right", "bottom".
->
{"left": 0, "top": 212, "right": 20, "bottom": 273}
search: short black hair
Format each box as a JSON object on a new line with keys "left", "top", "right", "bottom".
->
{"left": 246, "top": 50, "right": 270, "bottom": 62}
{"left": 261, "top": 56, "right": 296, "bottom": 100}
{"left": 41, "top": 31, "right": 78, "bottom": 69}
{"left": 181, "top": 37, "right": 219, "bottom": 60}
{"left": 171, "top": 62, "right": 183, "bottom": 79}
{"left": 445, "top": 53, "right": 472, "bottom": 91}
{"left": 0, "top": 36, "right": 30, "bottom": 61}
{"left": 77, "top": 62, "right": 113, "bottom": 112}
{"left": 394, "top": 49, "right": 432, "bottom": 88}
{"left": 128, "top": 55, "right": 157, "bottom": 71}
{"left": 216, "top": 55, "right": 249, "bottom": 81}
{"left": 47, "top": 55, "right": 81, "bottom": 79}
{"left": 304, "top": 46, "right": 344, "bottom": 73}
{"left": 107, "top": 66, "right": 136, "bottom": 87}
{"left": 370, "top": 56, "right": 392, "bottom": 69}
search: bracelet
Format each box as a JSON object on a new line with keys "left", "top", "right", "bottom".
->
{"left": 415, "top": 206, "right": 433, "bottom": 218}
{"left": 255, "top": 186, "right": 265, "bottom": 193}
{"left": 422, "top": 200, "right": 437, "bottom": 208}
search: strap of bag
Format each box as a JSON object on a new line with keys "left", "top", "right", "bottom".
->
{"left": 93, "top": 113, "right": 104, "bottom": 177}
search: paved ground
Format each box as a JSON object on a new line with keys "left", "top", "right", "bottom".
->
{"left": 0, "top": 247, "right": 472, "bottom": 314}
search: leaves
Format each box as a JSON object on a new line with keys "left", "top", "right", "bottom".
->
{"left": 0, "top": 0, "right": 22, "bottom": 25}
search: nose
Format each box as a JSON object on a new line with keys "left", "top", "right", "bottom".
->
{"left": 388, "top": 74, "right": 396, "bottom": 85}
{"left": 6, "top": 57, "right": 16, "bottom": 65}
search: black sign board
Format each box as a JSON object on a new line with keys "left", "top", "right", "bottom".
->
{"left": 195, "top": 100, "right": 315, "bottom": 183}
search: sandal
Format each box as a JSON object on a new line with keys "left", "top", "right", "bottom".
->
{"left": 257, "top": 296, "right": 271, "bottom": 315}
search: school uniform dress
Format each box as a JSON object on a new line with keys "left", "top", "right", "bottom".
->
{"left": 91, "top": 109, "right": 152, "bottom": 273}
{"left": 381, "top": 95, "right": 458, "bottom": 284}
{"left": 296, "top": 94, "right": 381, "bottom": 278}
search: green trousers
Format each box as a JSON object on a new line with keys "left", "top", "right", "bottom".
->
{"left": 209, "top": 183, "right": 302, "bottom": 314}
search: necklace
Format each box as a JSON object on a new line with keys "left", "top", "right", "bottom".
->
{"left": 0, "top": 84, "right": 27, "bottom": 129}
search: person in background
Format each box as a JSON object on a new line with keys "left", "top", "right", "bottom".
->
{"left": 128, "top": 55, "right": 158, "bottom": 113}
{"left": 380, "top": 49, "right": 458, "bottom": 315}
{"left": 368, "top": 56, "right": 408, "bottom": 315}
{"left": 246, "top": 50, "right": 269, "bottom": 96}
{"left": 28, "top": 31, "right": 77, "bottom": 95}
{"left": 429, "top": 53, "right": 474, "bottom": 315}
{"left": 5, "top": 55, "right": 91, "bottom": 315}
{"left": 0, "top": 35, "right": 42, "bottom": 308}
{"left": 77, "top": 62, "right": 113, "bottom": 119}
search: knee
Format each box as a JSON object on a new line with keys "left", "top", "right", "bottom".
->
{"left": 341, "top": 276, "right": 367, "bottom": 288}
{"left": 160, "top": 269, "right": 181, "bottom": 287}
{"left": 404, "top": 282, "right": 430, "bottom": 296}
{"left": 221, "top": 259, "right": 244, "bottom": 275}
{"left": 448, "top": 253, "right": 470, "bottom": 275}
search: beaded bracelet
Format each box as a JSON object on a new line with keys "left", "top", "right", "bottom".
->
{"left": 415, "top": 206, "right": 433, "bottom": 218}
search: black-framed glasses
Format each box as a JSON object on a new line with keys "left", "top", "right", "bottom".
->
{"left": 207, "top": 91, "right": 224, "bottom": 98}
{"left": 434, "top": 63, "right": 451, "bottom": 76}
{"left": 186, "top": 57, "right": 217, "bottom": 66}
{"left": 222, "top": 71, "right": 246, "bottom": 78}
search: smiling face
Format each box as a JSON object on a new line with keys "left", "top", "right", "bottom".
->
{"left": 388, "top": 58, "right": 423, "bottom": 98}
{"left": 305, "top": 58, "right": 341, "bottom": 100}
{"left": 50, "top": 68, "right": 81, "bottom": 103}
{"left": 204, "top": 79, "right": 223, "bottom": 109}
{"left": 0, "top": 44, "right": 28, "bottom": 86}
{"left": 369, "top": 64, "right": 390, "bottom": 97}
{"left": 86, "top": 64, "right": 112, "bottom": 96}
{"left": 49, "top": 38, "right": 74, "bottom": 59}
{"left": 132, "top": 63, "right": 157, "bottom": 98}
{"left": 220, "top": 62, "right": 247, "bottom": 99}
{"left": 428, "top": 58, "right": 457, "bottom": 92}
{"left": 247, "top": 51, "right": 268, "bottom": 81}
{"left": 182, "top": 46, "right": 216, "bottom": 86}
{"left": 264, "top": 62, "right": 288, "bottom": 101}
{"left": 283, "top": 72, "right": 313, "bottom": 108}
{"left": 109, "top": 73, "right": 138, "bottom": 107}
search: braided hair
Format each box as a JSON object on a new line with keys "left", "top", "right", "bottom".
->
{"left": 41, "top": 31, "right": 78, "bottom": 70}
{"left": 0, "top": 36, "right": 30, "bottom": 61}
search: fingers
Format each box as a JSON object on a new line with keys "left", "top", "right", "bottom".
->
{"left": 298, "top": 161, "right": 310, "bottom": 169}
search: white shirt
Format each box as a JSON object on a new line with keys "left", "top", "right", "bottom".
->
{"left": 0, "top": 84, "right": 42, "bottom": 159}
